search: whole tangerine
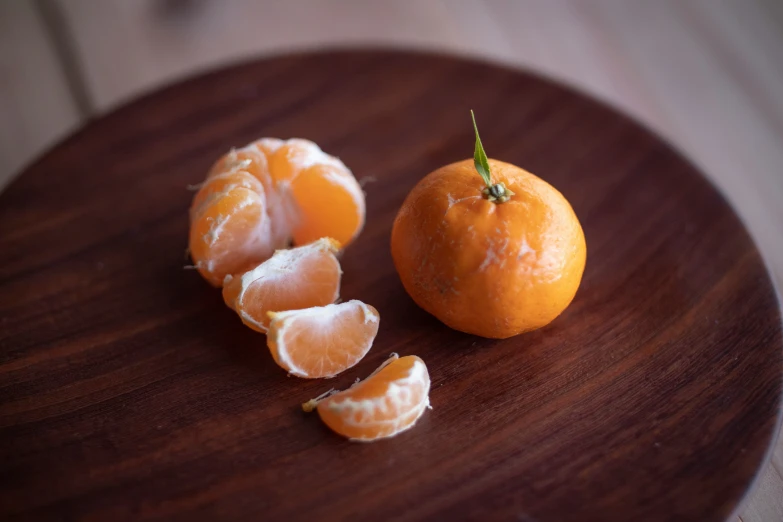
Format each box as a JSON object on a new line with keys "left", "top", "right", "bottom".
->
{"left": 390, "top": 112, "right": 586, "bottom": 339}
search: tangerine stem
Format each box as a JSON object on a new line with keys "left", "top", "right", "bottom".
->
{"left": 471, "top": 110, "right": 492, "bottom": 188}
{"left": 471, "top": 111, "right": 515, "bottom": 203}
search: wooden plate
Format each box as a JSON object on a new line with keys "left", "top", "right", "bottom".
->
{"left": 1, "top": 50, "right": 781, "bottom": 522}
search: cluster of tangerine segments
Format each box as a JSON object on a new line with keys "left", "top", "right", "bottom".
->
{"left": 188, "top": 138, "right": 431, "bottom": 441}
{"left": 189, "top": 138, "right": 366, "bottom": 286}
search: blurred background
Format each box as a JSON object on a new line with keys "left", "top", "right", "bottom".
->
{"left": 1, "top": 0, "right": 781, "bottom": 519}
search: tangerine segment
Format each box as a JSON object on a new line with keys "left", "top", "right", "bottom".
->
{"left": 190, "top": 170, "right": 264, "bottom": 221}
{"left": 189, "top": 187, "right": 271, "bottom": 287}
{"left": 268, "top": 139, "right": 365, "bottom": 247}
{"left": 267, "top": 138, "right": 348, "bottom": 183}
{"left": 222, "top": 237, "right": 342, "bottom": 333}
{"left": 306, "top": 354, "right": 431, "bottom": 442}
{"left": 208, "top": 142, "right": 298, "bottom": 250}
{"left": 209, "top": 146, "right": 270, "bottom": 188}
{"left": 267, "top": 300, "right": 379, "bottom": 379}
{"left": 289, "top": 164, "right": 365, "bottom": 246}
{"left": 253, "top": 137, "right": 285, "bottom": 159}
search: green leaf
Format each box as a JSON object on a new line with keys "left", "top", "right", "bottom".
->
{"left": 471, "top": 110, "right": 492, "bottom": 187}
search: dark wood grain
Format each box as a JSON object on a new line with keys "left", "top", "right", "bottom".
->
{"left": 0, "top": 50, "right": 781, "bottom": 522}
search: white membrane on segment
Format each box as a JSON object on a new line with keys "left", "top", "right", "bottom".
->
{"left": 190, "top": 170, "right": 263, "bottom": 222}
{"left": 233, "top": 139, "right": 296, "bottom": 252}
{"left": 203, "top": 192, "right": 256, "bottom": 246}
{"left": 271, "top": 300, "right": 377, "bottom": 324}
{"left": 252, "top": 138, "right": 284, "bottom": 155}
{"left": 282, "top": 139, "right": 351, "bottom": 179}
{"left": 348, "top": 400, "right": 430, "bottom": 443}
{"left": 199, "top": 190, "right": 275, "bottom": 281}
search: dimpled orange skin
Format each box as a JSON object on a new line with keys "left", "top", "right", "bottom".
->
{"left": 391, "top": 159, "right": 586, "bottom": 339}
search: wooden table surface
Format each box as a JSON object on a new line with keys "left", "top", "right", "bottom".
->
{"left": 1, "top": 50, "right": 781, "bottom": 522}
{"left": 1, "top": 2, "right": 782, "bottom": 519}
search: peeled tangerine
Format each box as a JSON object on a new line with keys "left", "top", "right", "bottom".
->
{"left": 222, "top": 238, "right": 341, "bottom": 333}
{"left": 303, "top": 354, "right": 431, "bottom": 442}
{"left": 189, "top": 138, "right": 365, "bottom": 287}
{"left": 267, "top": 300, "right": 380, "bottom": 379}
